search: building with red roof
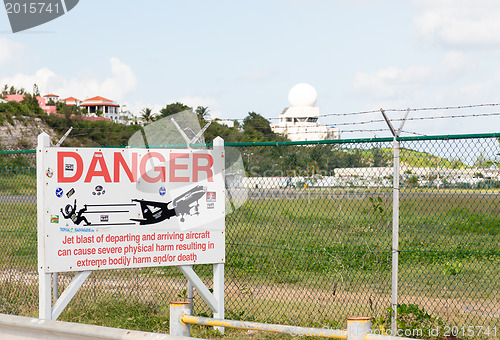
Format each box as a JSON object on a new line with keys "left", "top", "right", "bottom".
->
{"left": 60, "top": 97, "right": 81, "bottom": 106}
{"left": 3, "top": 92, "right": 121, "bottom": 123}
{"left": 80, "top": 96, "right": 120, "bottom": 115}
{"left": 43, "top": 94, "right": 59, "bottom": 104}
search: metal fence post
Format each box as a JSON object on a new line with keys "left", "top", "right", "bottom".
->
{"left": 391, "top": 138, "right": 400, "bottom": 333}
{"left": 380, "top": 108, "right": 407, "bottom": 334}
{"left": 347, "top": 317, "right": 371, "bottom": 340}
{"left": 170, "top": 302, "right": 191, "bottom": 337}
{"left": 37, "top": 132, "right": 52, "bottom": 320}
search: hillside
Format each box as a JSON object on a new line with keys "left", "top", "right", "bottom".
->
{"left": 0, "top": 96, "right": 287, "bottom": 150}
{"left": 0, "top": 96, "right": 465, "bottom": 172}
{"left": 0, "top": 116, "right": 58, "bottom": 150}
{"left": 358, "top": 148, "right": 466, "bottom": 169}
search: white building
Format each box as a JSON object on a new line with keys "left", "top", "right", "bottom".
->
{"left": 105, "top": 109, "right": 138, "bottom": 126}
{"left": 43, "top": 94, "right": 59, "bottom": 104}
{"left": 214, "top": 119, "right": 235, "bottom": 128}
{"left": 271, "top": 83, "right": 340, "bottom": 141}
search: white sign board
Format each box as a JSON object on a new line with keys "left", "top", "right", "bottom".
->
{"left": 38, "top": 146, "right": 225, "bottom": 273}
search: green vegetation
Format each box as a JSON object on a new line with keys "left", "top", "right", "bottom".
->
{"left": 0, "top": 94, "right": 42, "bottom": 125}
{"left": 42, "top": 113, "right": 142, "bottom": 147}
{"left": 372, "top": 304, "right": 445, "bottom": 340}
{"left": 358, "top": 147, "right": 467, "bottom": 168}
{"left": 1, "top": 190, "right": 498, "bottom": 339}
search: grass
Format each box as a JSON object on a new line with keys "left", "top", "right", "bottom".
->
{"left": 0, "top": 182, "right": 499, "bottom": 338}
{"left": 0, "top": 168, "right": 36, "bottom": 196}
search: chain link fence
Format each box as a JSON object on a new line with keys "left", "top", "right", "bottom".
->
{"left": 0, "top": 134, "right": 499, "bottom": 338}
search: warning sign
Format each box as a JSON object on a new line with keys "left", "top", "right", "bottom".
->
{"left": 38, "top": 146, "right": 225, "bottom": 273}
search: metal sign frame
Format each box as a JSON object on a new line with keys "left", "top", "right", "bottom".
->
{"left": 37, "top": 132, "right": 225, "bottom": 322}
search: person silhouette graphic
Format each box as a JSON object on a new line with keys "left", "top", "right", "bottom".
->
{"left": 61, "top": 199, "right": 91, "bottom": 226}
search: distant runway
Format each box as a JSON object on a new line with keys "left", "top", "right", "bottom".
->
{"left": 0, "top": 190, "right": 498, "bottom": 204}
{"left": 244, "top": 189, "right": 500, "bottom": 200}
{"left": 0, "top": 195, "right": 36, "bottom": 204}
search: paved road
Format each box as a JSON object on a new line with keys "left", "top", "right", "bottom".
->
{"left": 1, "top": 190, "right": 498, "bottom": 204}
{"left": 245, "top": 189, "right": 500, "bottom": 200}
{"left": 0, "top": 195, "right": 36, "bottom": 203}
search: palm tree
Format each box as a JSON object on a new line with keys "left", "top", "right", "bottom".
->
{"left": 195, "top": 106, "right": 210, "bottom": 122}
{"left": 141, "top": 107, "right": 155, "bottom": 124}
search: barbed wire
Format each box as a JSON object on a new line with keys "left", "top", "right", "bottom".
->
{"left": 335, "top": 128, "right": 388, "bottom": 134}
{"left": 384, "top": 103, "right": 500, "bottom": 112}
{"left": 400, "top": 130, "right": 427, "bottom": 136}
{"left": 65, "top": 111, "right": 500, "bottom": 136}
{"left": 392, "top": 111, "right": 500, "bottom": 123}
{"left": 313, "top": 111, "right": 500, "bottom": 128}
{"left": 52, "top": 103, "right": 500, "bottom": 140}
{"left": 256, "top": 103, "right": 500, "bottom": 121}
{"left": 60, "top": 103, "right": 500, "bottom": 126}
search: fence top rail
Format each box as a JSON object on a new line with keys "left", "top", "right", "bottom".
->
{"left": 1, "top": 132, "right": 499, "bottom": 154}
{"left": 0, "top": 149, "right": 36, "bottom": 155}
{"left": 224, "top": 132, "right": 500, "bottom": 146}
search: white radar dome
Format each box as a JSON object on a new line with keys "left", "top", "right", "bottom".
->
{"left": 288, "top": 83, "right": 318, "bottom": 107}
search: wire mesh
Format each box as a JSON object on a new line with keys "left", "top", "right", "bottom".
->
{"left": 0, "top": 135, "right": 499, "bottom": 338}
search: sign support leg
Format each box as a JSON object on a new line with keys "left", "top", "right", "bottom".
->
{"left": 51, "top": 271, "right": 91, "bottom": 320}
{"left": 213, "top": 263, "right": 225, "bottom": 334}
{"left": 52, "top": 273, "right": 58, "bottom": 303}
{"left": 187, "top": 279, "right": 194, "bottom": 311}
{"left": 179, "top": 265, "right": 218, "bottom": 312}
{"left": 39, "top": 273, "right": 52, "bottom": 319}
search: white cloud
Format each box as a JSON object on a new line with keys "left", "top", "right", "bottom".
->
{"left": 60, "top": 58, "right": 137, "bottom": 101}
{"left": 413, "top": 0, "right": 500, "bottom": 48}
{"left": 348, "top": 50, "right": 500, "bottom": 136}
{"left": 0, "top": 38, "right": 26, "bottom": 65}
{"left": 351, "top": 64, "right": 433, "bottom": 100}
{"left": 0, "top": 57, "right": 137, "bottom": 101}
{"left": 350, "top": 52, "right": 473, "bottom": 103}
{"left": 0, "top": 68, "right": 58, "bottom": 93}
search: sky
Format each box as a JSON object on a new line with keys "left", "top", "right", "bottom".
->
{"left": 1, "top": 0, "right": 500, "bottom": 139}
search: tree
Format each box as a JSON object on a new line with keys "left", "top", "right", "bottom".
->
{"left": 159, "top": 102, "right": 191, "bottom": 118}
{"left": 56, "top": 102, "right": 79, "bottom": 120}
{"left": 243, "top": 112, "right": 272, "bottom": 133}
{"left": 242, "top": 111, "right": 283, "bottom": 142}
{"left": 372, "top": 147, "right": 388, "bottom": 167}
{"left": 61, "top": 104, "right": 74, "bottom": 120}
{"left": 32, "top": 84, "right": 40, "bottom": 97}
{"left": 140, "top": 107, "right": 156, "bottom": 124}
{"left": 20, "top": 93, "right": 43, "bottom": 116}
{"left": 195, "top": 106, "right": 210, "bottom": 120}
